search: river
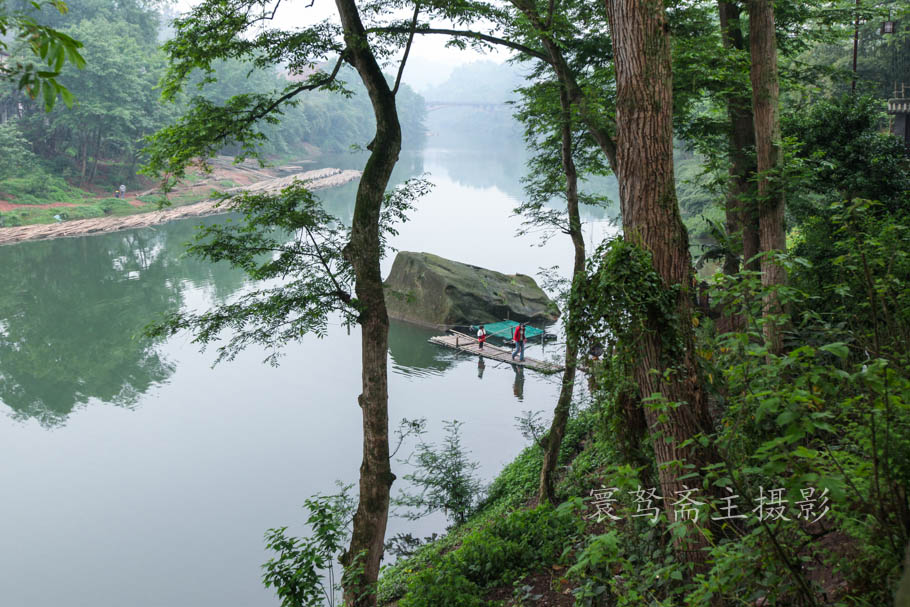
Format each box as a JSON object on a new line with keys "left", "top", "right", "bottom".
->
{"left": 0, "top": 122, "right": 617, "bottom": 606}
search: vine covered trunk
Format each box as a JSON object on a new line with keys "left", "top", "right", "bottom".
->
{"left": 604, "top": 0, "right": 717, "bottom": 565}
{"left": 335, "top": 0, "right": 401, "bottom": 604}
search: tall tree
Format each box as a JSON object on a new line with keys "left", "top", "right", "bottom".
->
{"left": 748, "top": 0, "right": 788, "bottom": 352}
{"left": 513, "top": 71, "right": 606, "bottom": 504}
{"left": 718, "top": 0, "right": 760, "bottom": 275}
{"left": 143, "top": 0, "right": 422, "bottom": 604}
{"left": 603, "top": 0, "right": 716, "bottom": 564}
{"left": 502, "top": 0, "right": 607, "bottom": 505}
{"left": 536, "top": 82, "right": 585, "bottom": 505}
{"left": 332, "top": 1, "right": 401, "bottom": 603}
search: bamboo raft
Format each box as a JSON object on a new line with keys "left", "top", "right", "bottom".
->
{"left": 428, "top": 330, "right": 563, "bottom": 373}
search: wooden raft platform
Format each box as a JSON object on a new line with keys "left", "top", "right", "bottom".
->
{"left": 429, "top": 330, "right": 563, "bottom": 373}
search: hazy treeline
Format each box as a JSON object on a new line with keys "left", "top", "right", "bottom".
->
{"left": 0, "top": 0, "right": 426, "bottom": 192}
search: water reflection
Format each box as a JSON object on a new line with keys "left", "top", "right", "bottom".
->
{"left": 511, "top": 364, "right": 525, "bottom": 401}
{"left": 0, "top": 130, "right": 593, "bottom": 426}
{"left": 424, "top": 116, "right": 619, "bottom": 223}
{"left": 387, "top": 320, "right": 457, "bottom": 378}
{"left": 0, "top": 218, "right": 247, "bottom": 426}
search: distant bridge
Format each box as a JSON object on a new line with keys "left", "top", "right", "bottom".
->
{"left": 425, "top": 101, "right": 509, "bottom": 113}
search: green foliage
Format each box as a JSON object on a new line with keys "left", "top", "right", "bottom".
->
{"left": 478, "top": 444, "right": 542, "bottom": 512}
{"left": 0, "top": 171, "right": 88, "bottom": 204}
{"left": 694, "top": 265, "right": 910, "bottom": 604}
{"left": 395, "top": 420, "right": 483, "bottom": 526}
{"left": 393, "top": 504, "right": 583, "bottom": 607}
{"left": 263, "top": 485, "right": 356, "bottom": 607}
{"left": 784, "top": 94, "right": 910, "bottom": 217}
{"left": 572, "top": 238, "right": 682, "bottom": 364}
{"left": 143, "top": 182, "right": 356, "bottom": 364}
{"left": 534, "top": 197, "right": 910, "bottom": 606}
{"left": 791, "top": 199, "right": 910, "bottom": 359}
{"left": 144, "top": 177, "right": 427, "bottom": 365}
{"left": 0, "top": 121, "right": 37, "bottom": 179}
{"left": 512, "top": 75, "right": 612, "bottom": 244}
{"left": 1, "top": 0, "right": 174, "bottom": 187}
{"left": 0, "top": 0, "right": 85, "bottom": 110}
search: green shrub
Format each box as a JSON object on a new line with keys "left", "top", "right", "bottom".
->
{"left": 393, "top": 504, "right": 581, "bottom": 606}
{"left": 399, "top": 567, "right": 489, "bottom": 607}
{"left": 0, "top": 173, "right": 88, "bottom": 205}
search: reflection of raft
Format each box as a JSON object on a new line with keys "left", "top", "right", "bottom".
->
{"left": 428, "top": 329, "right": 563, "bottom": 374}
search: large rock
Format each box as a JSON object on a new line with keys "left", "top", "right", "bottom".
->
{"left": 384, "top": 251, "right": 559, "bottom": 328}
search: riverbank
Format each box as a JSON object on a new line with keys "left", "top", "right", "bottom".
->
{"left": 0, "top": 167, "right": 361, "bottom": 246}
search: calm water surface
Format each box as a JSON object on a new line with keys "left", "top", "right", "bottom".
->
{"left": 0, "top": 133, "right": 616, "bottom": 606}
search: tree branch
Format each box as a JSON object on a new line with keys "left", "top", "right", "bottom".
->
{"left": 392, "top": 2, "right": 420, "bottom": 96}
{"left": 238, "top": 53, "right": 345, "bottom": 134}
{"left": 369, "top": 25, "right": 550, "bottom": 63}
{"left": 302, "top": 225, "right": 353, "bottom": 305}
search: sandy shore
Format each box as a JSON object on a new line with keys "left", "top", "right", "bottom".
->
{"left": 0, "top": 168, "right": 361, "bottom": 246}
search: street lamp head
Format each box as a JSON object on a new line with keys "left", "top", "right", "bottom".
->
{"left": 882, "top": 20, "right": 896, "bottom": 35}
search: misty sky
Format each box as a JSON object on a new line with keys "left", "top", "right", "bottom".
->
{"left": 171, "top": 0, "right": 512, "bottom": 92}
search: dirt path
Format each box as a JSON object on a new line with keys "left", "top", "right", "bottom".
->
{"left": 0, "top": 167, "right": 361, "bottom": 246}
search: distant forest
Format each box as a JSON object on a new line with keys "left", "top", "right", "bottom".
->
{"left": 0, "top": 0, "right": 426, "bottom": 192}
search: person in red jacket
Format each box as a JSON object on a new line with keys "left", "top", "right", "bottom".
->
{"left": 511, "top": 323, "right": 526, "bottom": 361}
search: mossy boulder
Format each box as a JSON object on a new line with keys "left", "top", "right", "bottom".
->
{"left": 384, "top": 251, "right": 559, "bottom": 328}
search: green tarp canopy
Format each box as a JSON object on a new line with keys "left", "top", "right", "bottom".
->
{"left": 474, "top": 320, "right": 547, "bottom": 340}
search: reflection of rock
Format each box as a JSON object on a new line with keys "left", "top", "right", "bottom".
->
{"left": 387, "top": 320, "right": 457, "bottom": 377}
{"left": 384, "top": 252, "right": 559, "bottom": 328}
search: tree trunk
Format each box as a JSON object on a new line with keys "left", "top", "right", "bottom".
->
{"left": 748, "top": 0, "right": 787, "bottom": 354}
{"left": 334, "top": 1, "right": 401, "bottom": 605}
{"left": 538, "top": 84, "right": 585, "bottom": 505}
{"left": 604, "top": 0, "right": 717, "bottom": 565}
{"left": 79, "top": 136, "right": 88, "bottom": 185}
{"left": 718, "top": 0, "right": 760, "bottom": 275}
{"left": 88, "top": 128, "right": 102, "bottom": 186}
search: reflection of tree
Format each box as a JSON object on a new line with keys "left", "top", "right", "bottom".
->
{"left": 387, "top": 320, "right": 456, "bottom": 377}
{"left": 0, "top": 217, "right": 247, "bottom": 426}
{"left": 424, "top": 124, "right": 619, "bottom": 222}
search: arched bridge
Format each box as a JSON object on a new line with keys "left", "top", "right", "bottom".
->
{"left": 425, "top": 101, "right": 509, "bottom": 113}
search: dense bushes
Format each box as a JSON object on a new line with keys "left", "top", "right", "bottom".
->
{"left": 395, "top": 504, "right": 583, "bottom": 607}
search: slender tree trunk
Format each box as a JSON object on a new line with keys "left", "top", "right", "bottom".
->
{"left": 538, "top": 85, "right": 585, "bottom": 505}
{"left": 748, "top": 0, "right": 787, "bottom": 354}
{"left": 88, "top": 129, "right": 102, "bottom": 185}
{"left": 79, "top": 136, "right": 88, "bottom": 185}
{"left": 604, "top": 0, "right": 717, "bottom": 566}
{"left": 718, "top": 0, "right": 760, "bottom": 275}
{"left": 334, "top": 1, "right": 401, "bottom": 605}
{"left": 511, "top": 0, "right": 619, "bottom": 173}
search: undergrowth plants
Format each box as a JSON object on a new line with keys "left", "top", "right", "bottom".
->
{"left": 377, "top": 202, "right": 909, "bottom": 607}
